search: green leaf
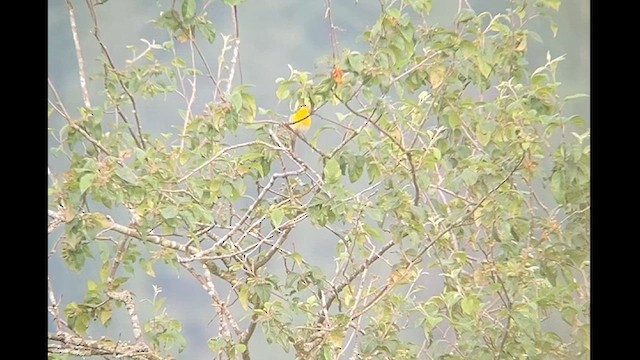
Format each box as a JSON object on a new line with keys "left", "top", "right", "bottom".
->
{"left": 87, "top": 280, "right": 98, "bottom": 292}
{"left": 445, "top": 111, "right": 460, "bottom": 128}
{"left": 363, "top": 223, "right": 383, "bottom": 240}
{"left": 155, "top": 10, "right": 181, "bottom": 32}
{"left": 172, "top": 56, "right": 186, "bottom": 68}
{"left": 182, "top": 0, "right": 196, "bottom": 20}
{"left": 328, "top": 328, "right": 345, "bottom": 348}
{"left": 461, "top": 295, "right": 480, "bottom": 315}
{"left": 196, "top": 20, "right": 216, "bottom": 43}
{"left": 477, "top": 55, "right": 492, "bottom": 78}
{"left": 347, "top": 52, "right": 364, "bottom": 73}
{"left": 432, "top": 147, "right": 441, "bottom": 160}
{"left": 460, "top": 168, "right": 478, "bottom": 186}
{"left": 564, "top": 93, "right": 589, "bottom": 101}
{"left": 161, "top": 206, "right": 179, "bottom": 219}
{"left": 455, "top": 8, "right": 476, "bottom": 24}
{"left": 276, "top": 81, "right": 291, "bottom": 100}
{"left": 79, "top": 174, "right": 95, "bottom": 194}
{"left": 550, "top": 19, "right": 559, "bottom": 37}
{"left": 142, "top": 259, "right": 156, "bottom": 277}
{"left": 222, "top": 0, "right": 247, "bottom": 5}
{"left": 367, "top": 161, "right": 382, "bottom": 183}
{"left": 321, "top": 346, "right": 331, "bottom": 360}
{"left": 231, "top": 90, "right": 243, "bottom": 110}
{"left": 289, "top": 252, "right": 304, "bottom": 265}
{"left": 115, "top": 166, "right": 138, "bottom": 185}
{"left": 550, "top": 171, "right": 566, "bottom": 204}
{"left": 489, "top": 20, "right": 511, "bottom": 35}
{"left": 99, "top": 307, "right": 113, "bottom": 325}
{"left": 537, "top": 0, "right": 561, "bottom": 11}
{"left": 408, "top": 0, "right": 432, "bottom": 14}
{"left": 239, "top": 285, "right": 249, "bottom": 310}
{"left": 348, "top": 156, "right": 364, "bottom": 183}
{"left": 270, "top": 207, "right": 284, "bottom": 228}
{"left": 232, "top": 343, "right": 247, "bottom": 355}
{"left": 324, "top": 158, "right": 342, "bottom": 184}
{"left": 207, "top": 337, "right": 225, "bottom": 353}
{"left": 568, "top": 115, "right": 586, "bottom": 128}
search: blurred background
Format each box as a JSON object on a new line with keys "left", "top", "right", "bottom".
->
{"left": 48, "top": 1, "right": 589, "bottom": 358}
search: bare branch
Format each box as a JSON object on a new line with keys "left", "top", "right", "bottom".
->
{"left": 178, "top": 140, "right": 286, "bottom": 183}
{"left": 86, "top": 0, "right": 145, "bottom": 149}
{"left": 226, "top": 5, "right": 242, "bottom": 92}
{"left": 49, "top": 331, "right": 165, "bottom": 360}
{"left": 66, "top": 0, "right": 91, "bottom": 109}
{"left": 48, "top": 78, "right": 112, "bottom": 156}
{"left": 179, "top": 34, "right": 199, "bottom": 153}
{"left": 105, "top": 290, "right": 144, "bottom": 343}
{"left": 195, "top": 168, "right": 306, "bottom": 258}
{"left": 48, "top": 277, "right": 67, "bottom": 332}
{"left": 325, "top": 0, "right": 339, "bottom": 61}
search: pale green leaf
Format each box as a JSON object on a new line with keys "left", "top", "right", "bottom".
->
{"left": 172, "top": 57, "right": 186, "bottom": 68}
{"left": 324, "top": 158, "right": 342, "bottom": 184}
{"left": 477, "top": 55, "right": 492, "bottom": 78}
{"left": 270, "top": 207, "right": 284, "bottom": 228}
{"left": 161, "top": 206, "right": 179, "bottom": 219}
{"left": 568, "top": 115, "right": 586, "bottom": 128}
{"left": 182, "top": 0, "right": 196, "bottom": 19}
{"left": 456, "top": 8, "right": 476, "bottom": 24}
{"left": 460, "top": 168, "right": 478, "bottom": 186}
{"left": 461, "top": 295, "right": 480, "bottom": 315}
{"left": 363, "top": 223, "right": 383, "bottom": 240}
{"left": 99, "top": 308, "right": 112, "bottom": 325}
{"left": 564, "top": 93, "right": 589, "bottom": 101}
{"left": 231, "top": 90, "right": 243, "bottom": 110}
{"left": 196, "top": 20, "right": 216, "bottom": 43}
{"left": 347, "top": 52, "right": 364, "bottom": 73}
{"left": 87, "top": 280, "right": 98, "bottom": 291}
{"left": 115, "top": 167, "right": 138, "bottom": 185}
{"left": 79, "top": 174, "right": 95, "bottom": 194}
{"left": 239, "top": 285, "right": 249, "bottom": 310}
{"left": 223, "top": 0, "right": 247, "bottom": 5}
{"left": 289, "top": 252, "right": 304, "bottom": 265}
{"left": 207, "top": 337, "right": 225, "bottom": 353}
{"left": 550, "top": 171, "right": 566, "bottom": 204}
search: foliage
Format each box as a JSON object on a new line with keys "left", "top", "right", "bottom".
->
{"left": 48, "top": 0, "right": 589, "bottom": 359}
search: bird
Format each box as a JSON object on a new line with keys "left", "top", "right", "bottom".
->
{"left": 287, "top": 105, "right": 312, "bottom": 149}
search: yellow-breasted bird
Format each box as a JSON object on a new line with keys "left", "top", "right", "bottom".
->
{"left": 287, "top": 105, "right": 312, "bottom": 149}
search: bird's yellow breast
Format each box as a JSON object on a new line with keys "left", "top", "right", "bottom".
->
{"left": 289, "top": 105, "right": 311, "bottom": 134}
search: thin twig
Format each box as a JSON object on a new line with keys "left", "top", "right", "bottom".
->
{"left": 179, "top": 34, "right": 199, "bottom": 153}
{"left": 325, "top": 240, "right": 395, "bottom": 309}
{"left": 411, "top": 151, "right": 526, "bottom": 264}
{"left": 195, "top": 169, "right": 306, "bottom": 257}
{"left": 48, "top": 78, "right": 111, "bottom": 156}
{"left": 193, "top": 41, "right": 226, "bottom": 101}
{"left": 336, "top": 94, "right": 421, "bottom": 204}
{"left": 48, "top": 276, "right": 66, "bottom": 331}
{"left": 108, "top": 237, "right": 131, "bottom": 284}
{"left": 389, "top": 50, "right": 441, "bottom": 84}
{"left": 178, "top": 141, "right": 286, "bottom": 183}
{"left": 105, "top": 219, "right": 189, "bottom": 253}
{"left": 86, "top": 0, "right": 145, "bottom": 149}
{"left": 325, "top": 0, "right": 338, "bottom": 62}
{"left": 225, "top": 5, "right": 241, "bottom": 94}
{"left": 66, "top": 0, "right": 91, "bottom": 109}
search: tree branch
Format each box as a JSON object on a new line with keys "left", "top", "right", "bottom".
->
{"left": 48, "top": 331, "right": 165, "bottom": 360}
{"left": 66, "top": 0, "right": 91, "bottom": 109}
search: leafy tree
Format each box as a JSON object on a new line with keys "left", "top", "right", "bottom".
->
{"left": 48, "top": 0, "right": 589, "bottom": 359}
